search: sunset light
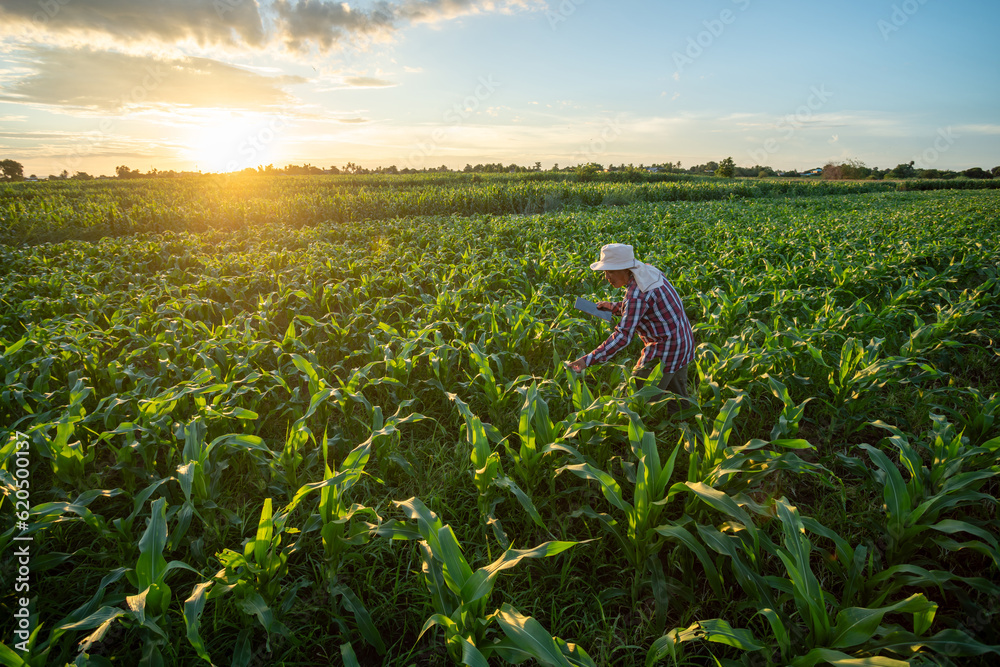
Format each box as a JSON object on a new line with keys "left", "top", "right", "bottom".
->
{"left": 184, "top": 112, "right": 287, "bottom": 173}
{"left": 1, "top": 1, "right": 996, "bottom": 177}
{"left": 3, "top": 2, "right": 999, "bottom": 664}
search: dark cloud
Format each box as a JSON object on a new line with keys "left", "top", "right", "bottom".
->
{"left": 272, "top": 0, "right": 396, "bottom": 51}
{"left": 0, "top": 0, "right": 538, "bottom": 53}
{"left": 0, "top": 0, "right": 267, "bottom": 47}
{"left": 0, "top": 48, "right": 305, "bottom": 111}
{"left": 272, "top": 1, "right": 530, "bottom": 50}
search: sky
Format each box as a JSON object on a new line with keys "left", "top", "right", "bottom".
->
{"left": 0, "top": 0, "right": 998, "bottom": 177}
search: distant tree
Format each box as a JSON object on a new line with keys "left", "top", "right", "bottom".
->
{"left": 71, "top": 171, "right": 93, "bottom": 180}
{"left": 823, "top": 159, "right": 871, "bottom": 180}
{"left": 992, "top": 166, "right": 1000, "bottom": 178}
{"left": 115, "top": 165, "right": 140, "bottom": 179}
{"left": 0, "top": 159, "right": 24, "bottom": 181}
{"left": 575, "top": 163, "right": 602, "bottom": 182}
{"left": 962, "top": 167, "right": 991, "bottom": 179}
{"left": 714, "top": 157, "right": 736, "bottom": 178}
{"left": 886, "top": 161, "right": 916, "bottom": 179}
{"left": 822, "top": 163, "right": 843, "bottom": 180}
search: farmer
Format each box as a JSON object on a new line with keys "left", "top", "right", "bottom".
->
{"left": 568, "top": 243, "right": 695, "bottom": 406}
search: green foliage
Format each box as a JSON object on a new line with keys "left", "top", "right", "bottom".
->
{"left": 714, "top": 157, "right": 736, "bottom": 178}
{"left": 1, "top": 178, "right": 999, "bottom": 665}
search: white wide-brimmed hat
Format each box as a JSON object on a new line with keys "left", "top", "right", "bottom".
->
{"left": 589, "top": 243, "right": 639, "bottom": 271}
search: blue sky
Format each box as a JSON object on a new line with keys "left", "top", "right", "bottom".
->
{"left": 0, "top": 0, "right": 997, "bottom": 176}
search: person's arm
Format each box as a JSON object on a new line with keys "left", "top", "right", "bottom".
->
{"left": 595, "top": 300, "right": 624, "bottom": 315}
{"left": 579, "top": 287, "right": 647, "bottom": 368}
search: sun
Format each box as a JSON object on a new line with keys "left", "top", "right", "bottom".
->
{"left": 184, "top": 112, "right": 284, "bottom": 173}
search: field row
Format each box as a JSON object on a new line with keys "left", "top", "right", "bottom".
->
{"left": 1, "top": 188, "right": 999, "bottom": 665}
{"left": 2, "top": 175, "right": 1000, "bottom": 245}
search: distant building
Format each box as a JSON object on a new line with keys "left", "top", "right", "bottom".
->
{"left": 800, "top": 168, "right": 823, "bottom": 176}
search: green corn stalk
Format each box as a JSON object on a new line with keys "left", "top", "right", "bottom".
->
{"left": 448, "top": 392, "right": 551, "bottom": 550}
{"left": 273, "top": 384, "right": 339, "bottom": 494}
{"left": 860, "top": 416, "right": 1000, "bottom": 567}
{"left": 821, "top": 337, "right": 912, "bottom": 436}
{"left": 467, "top": 343, "right": 533, "bottom": 426}
{"left": 766, "top": 375, "right": 812, "bottom": 440}
{"left": 280, "top": 433, "right": 386, "bottom": 655}
{"left": 376, "top": 497, "right": 594, "bottom": 666}
{"left": 508, "top": 382, "right": 568, "bottom": 491}
{"left": 652, "top": 497, "right": 983, "bottom": 665}
{"left": 557, "top": 406, "right": 680, "bottom": 602}
{"left": 45, "top": 498, "right": 199, "bottom": 667}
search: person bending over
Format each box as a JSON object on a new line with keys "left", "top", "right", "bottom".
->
{"left": 569, "top": 243, "right": 695, "bottom": 405}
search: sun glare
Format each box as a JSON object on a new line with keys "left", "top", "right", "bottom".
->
{"left": 184, "top": 112, "right": 284, "bottom": 173}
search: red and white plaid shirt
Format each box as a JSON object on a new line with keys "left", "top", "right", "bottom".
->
{"left": 583, "top": 273, "right": 695, "bottom": 372}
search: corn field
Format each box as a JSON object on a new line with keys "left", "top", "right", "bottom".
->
{"left": 1, "top": 175, "right": 998, "bottom": 666}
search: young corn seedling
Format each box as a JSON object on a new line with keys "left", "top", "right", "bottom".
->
{"left": 654, "top": 496, "right": 996, "bottom": 665}
{"left": 557, "top": 406, "right": 680, "bottom": 604}
{"left": 45, "top": 498, "right": 199, "bottom": 667}
{"left": 679, "top": 390, "right": 825, "bottom": 505}
{"left": 448, "top": 392, "right": 551, "bottom": 551}
{"left": 860, "top": 415, "right": 1000, "bottom": 567}
{"left": 280, "top": 433, "right": 386, "bottom": 656}
{"left": 376, "top": 497, "right": 595, "bottom": 666}
{"left": 466, "top": 343, "right": 533, "bottom": 426}
{"left": 173, "top": 417, "right": 273, "bottom": 545}
{"left": 508, "top": 382, "right": 569, "bottom": 492}
{"left": 181, "top": 497, "right": 297, "bottom": 664}
{"left": 819, "top": 337, "right": 913, "bottom": 436}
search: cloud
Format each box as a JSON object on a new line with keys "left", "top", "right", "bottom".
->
{"left": 0, "top": 0, "right": 545, "bottom": 54}
{"left": 343, "top": 76, "right": 395, "bottom": 87}
{"left": 271, "top": 0, "right": 543, "bottom": 51}
{"left": 272, "top": 0, "right": 394, "bottom": 51}
{"left": 955, "top": 124, "right": 1000, "bottom": 136}
{"left": 0, "top": 48, "right": 306, "bottom": 112}
{"left": 0, "top": 0, "right": 267, "bottom": 47}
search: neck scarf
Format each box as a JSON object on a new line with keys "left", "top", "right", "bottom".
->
{"left": 630, "top": 262, "right": 664, "bottom": 293}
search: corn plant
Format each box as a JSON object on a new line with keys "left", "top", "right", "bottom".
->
{"left": 653, "top": 496, "right": 998, "bottom": 665}
{"left": 376, "top": 497, "right": 594, "bottom": 666}
{"left": 860, "top": 415, "right": 1000, "bottom": 567}
{"left": 466, "top": 343, "right": 533, "bottom": 426}
{"left": 556, "top": 405, "right": 680, "bottom": 602}
{"left": 46, "top": 498, "right": 199, "bottom": 666}
{"left": 507, "top": 382, "right": 570, "bottom": 491}
{"left": 679, "top": 390, "right": 826, "bottom": 512}
{"left": 281, "top": 434, "right": 386, "bottom": 655}
{"left": 817, "top": 337, "right": 914, "bottom": 436}
{"left": 173, "top": 418, "right": 273, "bottom": 544}
{"left": 448, "top": 392, "right": 551, "bottom": 551}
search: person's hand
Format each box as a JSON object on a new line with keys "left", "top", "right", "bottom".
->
{"left": 567, "top": 357, "right": 588, "bottom": 373}
{"left": 596, "top": 301, "right": 615, "bottom": 311}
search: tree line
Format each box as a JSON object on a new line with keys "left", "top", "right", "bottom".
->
{"left": 1, "top": 157, "right": 998, "bottom": 182}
